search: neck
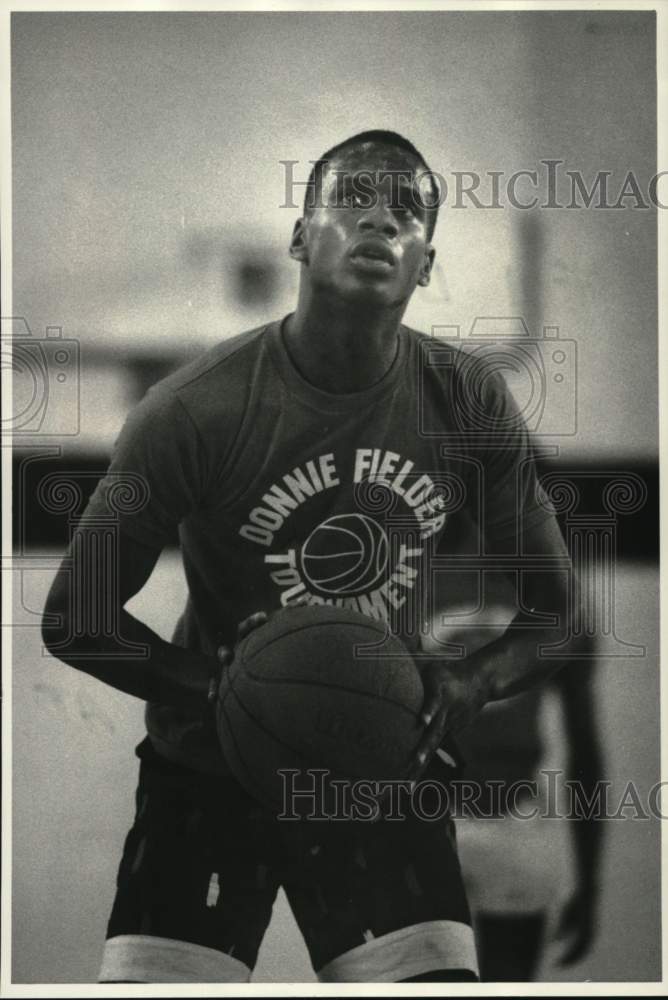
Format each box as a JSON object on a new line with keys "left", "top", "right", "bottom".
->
{"left": 284, "top": 286, "right": 406, "bottom": 394}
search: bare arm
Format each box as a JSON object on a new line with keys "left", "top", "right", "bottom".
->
{"left": 559, "top": 657, "right": 605, "bottom": 884}
{"left": 552, "top": 655, "right": 604, "bottom": 964}
{"left": 42, "top": 527, "right": 218, "bottom": 711}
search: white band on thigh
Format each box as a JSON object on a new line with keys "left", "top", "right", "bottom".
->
{"left": 99, "top": 934, "right": 251, "bottom": 983}
{"left": 317, "top": 919, "right": 478, "bottom": 983}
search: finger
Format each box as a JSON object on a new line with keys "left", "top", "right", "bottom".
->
{"left": 420, "top": 687, "right": 442, "bottom": 727}
{"left": 417, "top": 705, "right": 449, "bottom": 759}
{"left": 237, "top": 611, "right": 266, "bottom": 637}
{"left": 558, "top": 935, "right": 589, "bottom": 967}
{"left": 406, "top": 757, "right": 429, "bottom": 783}
{"left": 216, "top": 645, "right": 234, "bottom": 665}
{"left": 407, "top": 707, "right": 448, "bottom": 778}
{"left": 237, "top": 611, "right": 268, "bottom": 639}
{"left": 418, "top": 671, "right": 442, "bottom": 726}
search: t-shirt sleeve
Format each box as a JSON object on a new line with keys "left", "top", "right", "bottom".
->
{"left": 463, "top": 370, "right": 555, "bottom": 542}
{"left": 83, "top": 384, "right": 206, "bottom": 549}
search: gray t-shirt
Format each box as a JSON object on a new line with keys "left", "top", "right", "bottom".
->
{"left": 85, "top": 317, "right": 553, "bottom": 773}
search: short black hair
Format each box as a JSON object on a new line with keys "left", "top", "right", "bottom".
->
{"left": 304, "top": 129, "right": 440, "bottom": 240}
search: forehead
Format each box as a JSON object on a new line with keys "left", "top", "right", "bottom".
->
{"left": 322, "top": 142, "right": 423, "bottom": 184}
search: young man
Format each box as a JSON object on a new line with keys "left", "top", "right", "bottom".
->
{"left": 43, "top": 130, "right": 574, "bottom": 983}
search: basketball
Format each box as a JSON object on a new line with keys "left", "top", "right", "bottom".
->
{"left": 216, "top": 605, "right": 424, "bottom": 811}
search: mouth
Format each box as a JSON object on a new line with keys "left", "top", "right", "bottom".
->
{"left": 349, "top": 239, "right": 395, "bottom": 271}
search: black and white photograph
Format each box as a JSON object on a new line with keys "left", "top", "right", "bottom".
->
{"left": 2, "top": 1, "right": 664, "bottom": 991}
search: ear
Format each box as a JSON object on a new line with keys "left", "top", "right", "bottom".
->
{"left": 417, "top": 245, "right": 436, "bottom": 287}
{"left": 288, "top": 217, "right": 309, "bottom": 264}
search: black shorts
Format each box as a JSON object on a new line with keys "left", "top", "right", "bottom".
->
{"left": 99, "top": 740, "right": 477, "bottom": 983}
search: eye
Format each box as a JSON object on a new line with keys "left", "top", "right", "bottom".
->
{"left": 394, "top": 192, "right": 417, "bottom": 218}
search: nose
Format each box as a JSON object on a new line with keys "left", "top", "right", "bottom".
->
{"left": 356, "top": 198, "right": 399, "bottom": 238}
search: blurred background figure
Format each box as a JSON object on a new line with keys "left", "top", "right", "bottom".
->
{"left": 425, "top": 510, "right": 604, "bottom": 982}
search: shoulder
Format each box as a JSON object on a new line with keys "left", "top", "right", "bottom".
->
{"left": 401, "top": 324, "right": 494, "bottom": 422}
{"left": 115, "top": 322, "right": 277, "bottom": 456}
{"left": 144, "top": 320, "right": 277, "bottom": 428}
{"left": 401, "top": 323, "right": 476, "bottom": 386}
{"left": 159, "top": 322, "right": 272, "bottom": 399}
{"left": 408, "top": 325, "right": 521, "bottom": 419}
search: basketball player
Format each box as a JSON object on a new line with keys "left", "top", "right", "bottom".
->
{"left": 43, "top": 130, "right": 578, "bottom": 983}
